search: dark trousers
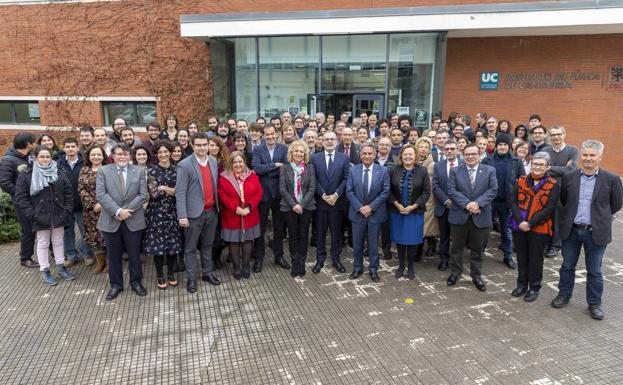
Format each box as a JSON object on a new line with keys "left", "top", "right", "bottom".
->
{"left": 315, "top": 209, "right": 344, "bottom": 264}
{"left": 284, "top": 210, "right": 313, "bottom": 270}
{"left": 491, "top": 200, "right": 513, "bottom": 259}
{"left": 352, "top": 220, "right": 381, "bottom": 273}
{"left": 449, "top": 218, "right": 490, "bottom": 278}
{"left": 184, "top": 208, "right": 218, "bottom": 280}
{"left": 380, "top": 220, "right": 391, "bottom": 258}
{"left": 103, "top": 222, "right": 144, "bottom": 289}
{"left": 437, "top": 211, "right": 451, "bottom": 262}
{"left": 15, "top": 205, "right": 35, "bottom": 262}
{"left": 255, "top": 199, "right": 284, "bottom": 261}
{"left": 548, "top": 203, "right": 562, "bottom": 249}
{"left": 513, "top": 231, "right": 548, "bottom": 290}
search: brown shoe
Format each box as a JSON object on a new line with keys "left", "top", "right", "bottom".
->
{"left": 64, "top": 259, "right": 78, "bottom": 268}
{"left": 93, "top": 251, "right": 107, "bottom": 274}
{"left": 156, "top": 278, "right": 167, "bottom": 290}
{"left": 167, "top": 274, "right": 178, "bottom": 287}
{"left": 84, "top": 256, "right": 95, "bottom": 266}
{"left": 20, "top": 259, "right": 39, "bottom": 268}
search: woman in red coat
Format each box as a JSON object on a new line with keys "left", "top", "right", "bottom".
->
{"left": 218, "top": 151, "right": 263, "bottom": 279}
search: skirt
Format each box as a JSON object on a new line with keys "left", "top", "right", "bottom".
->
{"left": 221, "top": 224, "right": 261, "bottom": 242}
{"left": 389, "top": 212, "right": 424, "bottom": 245}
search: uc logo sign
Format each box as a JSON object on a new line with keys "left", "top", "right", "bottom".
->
{"left": 480, "top": 71, "right": 499, "bottom": 90}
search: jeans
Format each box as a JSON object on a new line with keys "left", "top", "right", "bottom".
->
{"left": 492, "top": 200, "right": 512, "bottom": 259}
{"left": 64, "top": 211, "right": 92, "bottom": 260}
{"left": 558, "top": 226, "right": 607, "bottom": 305}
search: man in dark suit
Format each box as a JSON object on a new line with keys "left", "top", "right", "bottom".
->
{"left": 96, "top": 143, "right": 148, "bottom": 300}
{"left": 310, "top": 131, "right": 351, "bottom": 274}
{"left": 346, "top": 144, "right": 390, "bottom": 282}
{"left": 336, "top": 127, "right": 361, "bottom": 165}
{"left": 432, "top": 140, "right": 463, "bottom": 271}
{"left": 447, "top": 143, "right": 498, "bottom": 291}
{"left": 252, "top": 124, "right": 290, "bottom": 272}
{"left": 551, "top": 140, "right": 623, "bottom": 320}
{"left": 176, "top": 135, "right": 221, "bottom": 294}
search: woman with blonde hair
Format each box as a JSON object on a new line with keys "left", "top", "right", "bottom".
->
{"left": 279, "top": 140, "right": 317, "bottom": 277}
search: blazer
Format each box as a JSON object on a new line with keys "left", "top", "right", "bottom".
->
{"left": 336, "top": 142, "right": 361, "bottom": 165}
{"left": 559, "top": 169, "right": 623, "bottom": 246}
{"left": 279, "top": 162, "right": 317, "bottom": 212}
{"left": 310, "top": 151, "right": 351, "bottom": 211}
{"left": 447, "top": 163, "right": 498, "bottom": 228}
{"left": 388, "top": 165, "right": 431, "bottom": 213}
{"left": 432, "top": 158, "right": 464, "bottom": 217}
{"left": 175, "top": 155, "right": 220, "bottom": 220}
{"left": 96, "top": 164, "right": 148, "bottom": 232}
{"left": 346, "top": 164, "right": 390, "bottom": 224}
{"left": 252, "top": 142, "right": 288, "bottom": 202}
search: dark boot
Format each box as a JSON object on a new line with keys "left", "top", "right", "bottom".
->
{"left": 242, "top": 250, "right": 252, "bottom": 279}
{"left": 415, "top": 244, "right": 423, "bottom": 262}
{"left": 426, "top": 237, "right": 437, "bottom": 257}
{"left": 407, "top": 251, "right": 416, "bottom": 280}
{"left": 394, "top": 252, "right": 405, "bottom": 278}
{"left": 232, "top": 251, "right": 242, "bottom": 280}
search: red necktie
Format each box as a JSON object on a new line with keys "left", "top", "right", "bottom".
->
{"left": 449, "top": 161, "right": 455, "bottom": 177}
{"left": 345, "top": 145, "right": 350, "bottom": 158}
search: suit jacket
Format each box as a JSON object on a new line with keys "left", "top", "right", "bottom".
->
{"left": 559, "top": 169, "right": 623, "bottom": 246}
{"left": 432, "top": 158, "right": 464, "bottom": 217}
{"left": 388, "top": 165, "right": 431, "bottom": 213}
{"left": 175, "top": 155, "right": 219, "bottom": 220}
{"left": 346, "top": 164, "right": 390, "bottom": 224}
{"left": 279, "top": 162, "right": 317, "bottom": 212}
{"left": 252, "top": 142, "right": 288, "bottom": 201}
{"left": 337, "top": 142, "right": 361, "bottom": 165}
{"left": 96, "top": 164, "right": 148, "bottom": 232}
{"left": 431, "top": 147, "right": 445, "bottom": 163}
{"left": 447, "top": 163, "right": 498, "bottom": 228}
{"left": 310, "top": 151, "right": 351, "bottom": 211}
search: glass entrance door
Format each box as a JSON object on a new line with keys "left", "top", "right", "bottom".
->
{"left": 353, "top": 94, "right": 384, "bottom": 121}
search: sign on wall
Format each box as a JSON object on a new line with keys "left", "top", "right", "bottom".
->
{"left": 480, "top": 71, "right": 499, "bottom": 90}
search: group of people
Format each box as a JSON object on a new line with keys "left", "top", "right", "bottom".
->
{"left": 0, "top": 110, "right": 620, "bottom": 321}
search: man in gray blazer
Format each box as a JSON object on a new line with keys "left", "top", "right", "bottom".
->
{"left": 96, "top": 143, "right": 148, "bottom": 301}
{"left": 447, "top": 143, "right": 498, "bottom": 291}
{"left": 176, "top": 134, "right": 220, "bottom": 294}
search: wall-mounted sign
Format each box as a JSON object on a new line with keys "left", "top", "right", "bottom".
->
{"left": 608, "top": 66, "right": 623, "bottom": 90}
{"left": 414, "top": 109, "right": 428, "bottom": 128}
{"left": 396, "top": 106, "right": 410, "bottom": 116}
{"left": 503, "top": 71, "right": 601, "bottom": 89}
{"left": 480, "top": 71, "right": 499, "bottom": 90}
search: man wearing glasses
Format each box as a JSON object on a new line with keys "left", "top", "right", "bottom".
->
{"left": 446, "top": 143, "right": 498, "bottom": 291}
{"left": 530, "top": 125, "right": 550, "bottom": 155}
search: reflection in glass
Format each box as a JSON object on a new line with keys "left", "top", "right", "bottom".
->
{"left": 259, "top": 36, "right": 318, "bottom": 118}
{"left": 232, "top": 38, "right": 257, "bottom": 121}
{"left": 0, "top": 102, "right": 12, "bottom": 123}
{"left": 322, "top": 35, "right": 386, "bottom": 92}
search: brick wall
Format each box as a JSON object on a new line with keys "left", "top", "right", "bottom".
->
{"left": 443, "top": 34, "right": 623, "bottom": 173}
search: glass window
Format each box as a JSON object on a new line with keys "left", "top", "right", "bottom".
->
{"left": 232, "top": 38, "right": 258, "bottom": 121}
{"left": 258, "top": 36, "right": 319, "bottom": 118}
{"left": 0, "top": 101, "right": 40, "bottom": 124}
{"left": 322, "top": 35, "right": 387, "bottom": 92}
{"left": 388, "top": 33, "right": 437, "bottom": 129}
{"left": 103, "top": 102, "right": 156, "bottom": 126}
{"left": 211, "top": 39, "right": 233, "bottom": 117}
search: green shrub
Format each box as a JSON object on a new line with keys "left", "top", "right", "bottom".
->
{"left": 0, "top": 192, "right": 20, "bottom": 243}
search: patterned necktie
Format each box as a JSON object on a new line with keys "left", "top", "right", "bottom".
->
{"left": 468, "top": 167, "right": 476, "bottom": 187}
{"left": 118, "top": 168, "right": 126, "bottom": 193}
{"left": 345, "top": 145, "right": 350, "bottom": 158}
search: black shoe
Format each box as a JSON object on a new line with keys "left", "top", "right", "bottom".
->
{"left": 275, "top": 256, "right": 291, "bottom": 269}
{"left": 369, "top": 272, "right": 380, "bottom": 282}
{"left": 425, "top": 246, "right": 435, "bottom": 257}
{"left": 233, "top": 272, "right": 242, "bottom": 280}
{"left": 382, "top": 253, "right": 392, "bottom": 260}
{"left": 312, "top": 262, "right": 324, "bottom": 274}
{"left": 131, "top": 283, "right": 147, "bottom": 296}
{"left": 504, "top": 258, "right": 517, "bottom": 269}
{"left": 105, "top": 286, "right": 123, "bottom": 301}
{"left": 333, "top": 261, "right": 346, "bottom": 273}
{"left": 242, "top": 265, "right": 251, "bottom": 279}
{"left": 472, "top": 277, "right": 486, "bottom": 291}
{"left": 253, "top": 260, "right": 263, "bottom": 273}
{"left": 438, "top": 260, "right": 448, "bottom": 271}
{"left": 202, "top": 274, "right": 221, "bottom": 286}
{"left": 511, "top": 287, "right": 528, "bottom": 297}
{"left": 524, "top": 289, "right": 539, "bottom": 302}
{"left": 447, "top": 274, "right": 460, "bottom": 286}
{"left": 349, "top": 270, "right": 363, "bottom": 280}
{"left": 20, "top": 259, "right": 40, "bottom": 268}
{"left": 213, "top": 258, "right": 224, "bottom": 270}
{"left": 588, "top": 304, "right": 604, "bottom": 320}
{"left": 394, "top": 267, "right": 405, "bottom": 279}
{"left": 551, "top": 294, "right": 570, "bottom": 308}
{"left": 407, "top": 271, "right": 415, "bottom": 280}
{"left": 187, "top": 280, "right": 197, "bottom": 294}
{"left": 544, "top": 247, "right": 559, "bottom": 258}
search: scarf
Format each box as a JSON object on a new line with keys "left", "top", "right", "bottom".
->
{"left": 30, "top": 160, "right": 58, "bottom": 196}
{"left": 290, "top": 162, "right": 305, "bottom": 203}
{"left": 507, "top": 174, "right": 557, "bottom": 235}
{"left": 235, "top": 171, "right": 245, "bottom": 204}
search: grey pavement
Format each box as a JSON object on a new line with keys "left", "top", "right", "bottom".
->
{"left": 1, "top": 221, "right": 623, "bottom": 385}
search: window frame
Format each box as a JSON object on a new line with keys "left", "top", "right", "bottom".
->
{"left": 0, "top": 101, "right": 41, "bottom": 125}
{"left": 102, "top": 101, "right": 157, "bottom": 127}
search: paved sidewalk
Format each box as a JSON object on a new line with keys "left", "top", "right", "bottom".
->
{"left": 1, "top": 220, "right": 623, "bottom": 385}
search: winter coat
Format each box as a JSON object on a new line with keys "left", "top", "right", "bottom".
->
{"left": 0, "top": 148, "right": 31, "bottom": 199}
{"left": 217, "top": 171, "right": 262, "bottom": 231}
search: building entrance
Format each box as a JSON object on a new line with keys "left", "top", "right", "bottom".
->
{"left": 307, "top": 93, "right": 385, "bottom": 124}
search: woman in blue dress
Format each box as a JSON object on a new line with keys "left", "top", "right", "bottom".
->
{"left": 388, "top": 144, "right": 431, "bottom": 279}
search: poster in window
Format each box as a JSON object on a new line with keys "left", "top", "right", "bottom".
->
{"left": 414, "top": 109, "right": 428, "bottom": 128}
{"left": 28, "top": 103, "right": 40, "bottom": 118}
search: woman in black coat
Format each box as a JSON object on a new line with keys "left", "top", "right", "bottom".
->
{"left": 15, "top": 146, "right": 75, "bottom": 286}
{"left": 279, "top": 140, "right": 316, "bottom": 277}
{"left": 388, "top": 144, "right": 431, "bottom": 279}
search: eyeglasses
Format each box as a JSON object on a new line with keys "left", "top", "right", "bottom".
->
{"left": 549, "top": 133, "right": 563, "bottom": 137}
{"left": 531, "top": 163, "right": 548, "bottom": 168}
{"left": 464, "top": 153, "right": 479, "bottom": 157}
